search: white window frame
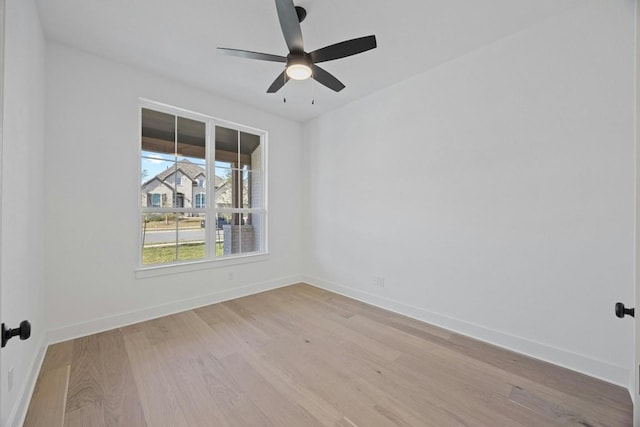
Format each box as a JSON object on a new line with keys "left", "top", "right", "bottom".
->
{"left": 137, "top": 99, "right": 268, "bottom": 275}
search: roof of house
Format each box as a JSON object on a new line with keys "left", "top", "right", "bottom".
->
{"left": 142, "top": 159, "right": 229, "bottom": 189}
{"left": 154, "top": 159, "right": 204, "bottom": 182}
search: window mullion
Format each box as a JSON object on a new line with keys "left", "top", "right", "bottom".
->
{"left": 207, "top": 118, "right": 214, "bottom": 259}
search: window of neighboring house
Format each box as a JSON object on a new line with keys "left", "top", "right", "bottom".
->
{"left": 140, "top": 101, "right": 267, "bottom": 268}
{"left": 195, "top": 193, "right": 206, "bottom": 209}
{"left": 149, "top": 193, "right": 161, "bottom": 208}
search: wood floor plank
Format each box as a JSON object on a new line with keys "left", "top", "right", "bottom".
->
{"left": 487, "top": 393, "right": 563, "bottom": 427}
{"left": 193, "top": 306, "right": 266, "bottom": 358}
{"left": 219, "top": 352, "right": 325, "bottom": 427}
{"left": 239, "top": 345, "right": 346, "bottom": 426}
{"left": 140, "top": 313, "right": 187, "bottom": 346}
{"left": 24, "top": 365, "right": 70, "bottom": 427}
{"left": 446, "top": 332, "right": 630, "bottom": 409}
{"left": 251, "top": 339, "right": 387, "bottom": 426}
{"left": 508, "top": 383, "right": 630, "bottom": 427}
{"left": 26, "top": 284, "right": 632, "bottom": 426}
{"left": 221, "top": 297, "right": 295, "bottom": 339}
{"left": 64, "top": 401, "right": 105, "bottom": 427}
{"left": 40, "top": 341, "right": 74, "bottom": 373}
{"left": 259, "top": 325, "right": 520, "bottom": 427}
{"left": 95, "top": 329, "right": 147, "bottom": 427}
{"left": 153, "top": 313, "right": 270, "bottom": 426}
{"left": 65, "top": 334, "right": 105, "bottom": 413}
{"left": 319, "top": 291, "right": 454, "bottom": 341}
{"left": 190, "top": 351, "right": 274, "bottom": 426}
{"left": 176, "top": 309, "right": 248, "bottom": 359}
{"left": 122, "top": 332, "right": 189, "bottom": 426}
{"left": 262, "top": 292, "right": 403, "bottom": 362}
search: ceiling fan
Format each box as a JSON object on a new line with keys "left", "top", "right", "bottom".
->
{"left": 217, "top": 0, "right": 377, "bottom": 93}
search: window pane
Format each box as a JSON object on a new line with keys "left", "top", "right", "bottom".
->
{"left": 214, "top": 212, "right": 232, "bottom": 256}
{"left": 176, "top": 116, "right": 205, "bottom": 159}
{"left": 178, "top": 117, "right": 206, "bottom": 203}
{"left": 141, "top": 212, "right": 177, "bottom": 265}
{"left": 215, "top": 126, "right": 239, "bottom": 165}
{"left": 141, "top": 158, "right": 176, "bottom": 208}
{"left": 142, "top": 108, "right": 176, "bottom": 155}
{"left": 176, "top": 113, "right": 206, "bottom": 208}
{"left": 240, "top": 132, "right": 260, "bottom": 171}
{"left": 215, "top": 169, "right": 232, "bottom": 209}
{"left": 241, "top": 170, "right": 262, "bottom": 208}
{"left": 142, "top": 111, "right": 208, "bottom": 211}
{"left": 213, "top": 129, "right": 260, "bottom": 210}
{"left": 214, "top": 168, "right": 259, "bottom": 209}
{"left": 245, "top": 212, "right": 262, "bottom": 253}
{"left": 218, "top": 211, "right": 261, "bottom": 256}
{"left": 177, "top": 213, "right": 206, "bottom": 262}
{"left": 141, "top": 213, "right": 208, "bottom": 265}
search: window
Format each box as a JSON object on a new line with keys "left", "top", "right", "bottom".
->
{"left": 148, "top": 193, "right": 161, "bottom": 208}
{"left": 195, "top": 193, "right": 206, "bottom": 209}
{"left": 140, "top": 102, "right": 266, "bottom": 267}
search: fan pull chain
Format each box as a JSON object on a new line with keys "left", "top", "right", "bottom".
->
{"left": 311, "top": 78, "right": 315, "bottom": 105}
{"left": 281, "top": 70, "right": 288, "bottom": 103}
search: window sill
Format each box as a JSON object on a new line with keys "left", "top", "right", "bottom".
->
{"left": 135, "top": 252, "right": 269, "bottom": 279}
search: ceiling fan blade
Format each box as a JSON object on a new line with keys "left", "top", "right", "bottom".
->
{"left": 309, "top": 35, "right": 377, "bottom": 63}
{"left": 267, "top": 70, "right": 290, "bottom": 93}
{"left": 217, "top": 48, "right": 287, "bottom": 63}
{"left": 275, "top": 0, "right": 304, "bottom": 53}
{"left": 311, "top": 65, "right": 345, "bottom": 92}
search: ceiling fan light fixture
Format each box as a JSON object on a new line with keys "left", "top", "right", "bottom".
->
{"left": 286, "top": 62, "right": 312, "bottom": 80}
{"left": 217, "top": 1, "right": 377, "bottom": 93}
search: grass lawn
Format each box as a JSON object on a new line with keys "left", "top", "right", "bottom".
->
{"left": 142, "top": 242, "right": 223, "bottom": 264}
{"left": 142, "top": 217, "right": 203, "bottom": 230}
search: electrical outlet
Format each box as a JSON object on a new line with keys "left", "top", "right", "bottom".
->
{"left": 8, "top": 367, "right": 14, "bottom": 392}
{"left": 227, "top": 271, "right": 234, "bottom": 281}
{"left": 373, "top": 276, "right": 385, "bottom": 287}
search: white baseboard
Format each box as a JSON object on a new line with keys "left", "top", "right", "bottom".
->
{"left": 303, "top": 275, "right": 630, "bottom": 388}
{"left": 48, "top": 275, "right": 303, "bottom": 344}
{"left": 6, "top": 336, "right": 47, "bottom": 427}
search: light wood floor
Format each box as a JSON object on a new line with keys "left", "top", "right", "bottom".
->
{"left": 24, "top": 284, "right": 631, "bottom": 426}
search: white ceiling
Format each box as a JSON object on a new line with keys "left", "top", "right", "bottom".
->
{"left": 34, "top": 0, "right": 585, "bottom": 122}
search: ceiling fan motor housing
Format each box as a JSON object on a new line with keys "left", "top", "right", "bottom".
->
{"left": 287, "top": 52, "right": 311, "bottom": 68}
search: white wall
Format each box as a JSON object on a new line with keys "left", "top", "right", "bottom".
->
{"left": 1, "top": 0, "right": 47, "bottom": 425}
{"left": 8, "top": 2, "right": 634, "bottom": 422}
{"left": 44, "top": 42, "right": 304, "bottom": 341}
{"left": 303, "top": 0, "right": 635, "bottom": 386}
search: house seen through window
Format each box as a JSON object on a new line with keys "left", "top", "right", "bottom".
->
{"left": 140, "top": 103, "right": 266, "bottom": 266}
